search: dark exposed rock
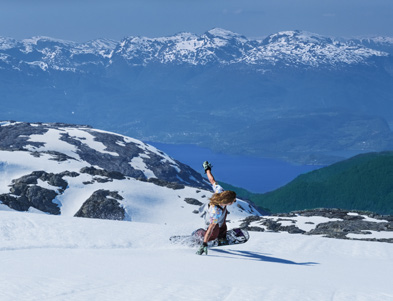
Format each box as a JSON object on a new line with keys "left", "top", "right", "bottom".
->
{"left": 293, "top": 208, "right": 352, "bottom": 219}
{"left": 184, "top": 198, "right": 203, "bottom": 206}
{"left": 29, "top": 151, "right": 76, "bottom": 162}
{"left": 0, "top": 194, "right": 30, "bottom": 211}
{"left": 145, "top": 178, "right": 185, "bottom": 190}
{"left": 308, "top": 220, "right": 393, "bottom": 237}
{"left": 13, "top": 170, "right": 69, "bottom": 191}
{"left": 0, "top": 170, "right": 78, "bottom": 214}
{"left": 74, "top": 190, "right": 125, "bottom": 220}
{"left": 0, "top": 122, "right": 47, "bottom": 151}
{"left": 262, "top": 219, "right": 306, "bottom": 234}
{"left": 242, "top": 208, "right": 393, "bottom": 243}
{"left": 10, "top": 183, "right": 29, "bottom": 195}
{"left": 248, "top": 226, "right": 265, "bottom": 232}
{"left": 59, "top": 171, "right": 79, "bottom": 178}
{"left": 239, "top": 215, "right": 305, "bottom": 234}
{"left": 294, "top": 208, "right": 393, "bottom": 222}
{"left": 25, "top": 185, "right": 60, "bottom": 214}
{"left": 93, "top": 177, "right": 113, "bottom": 183}
{"left": 80, "top": 166, "right": 125, "bottom": 180}
{"left": 0, "top": 185, "right": 60, "bottom": 214}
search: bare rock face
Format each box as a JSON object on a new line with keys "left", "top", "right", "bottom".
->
{"left": 74, "top": 190, "right": 125, "bottom": 221}
{"left": 240, "top": 208, "right": 393, "bottom": 243}
{"left": 0, "top": 170, "right": 78, "bottom": 214}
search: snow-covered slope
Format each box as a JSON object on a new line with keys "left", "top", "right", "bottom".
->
{"left": 0, "top": 209, "right": 392, "bottom": 301}
{"left": 0, "top": 121, "right": 259, "bottom": 221}
{"left": 1, "top": 122, "right": 393, "bottom": 300}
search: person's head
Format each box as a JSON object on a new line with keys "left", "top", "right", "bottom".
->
{"left": 209, "top": 190, "right": 237, "bottom": 207}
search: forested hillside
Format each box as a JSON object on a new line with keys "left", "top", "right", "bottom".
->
{"left": 223, "top": 151, "right": 393, "bottom": 215}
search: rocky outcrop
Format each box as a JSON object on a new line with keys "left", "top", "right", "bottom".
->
{"left": 240, "top": 216, "right": 306, "bottom": 234}
{"left": 241, "top": 208, "right": 393, "bottom": 243}
{"left": 291, "top": 208, "right": 393, "bottom": 221}
{"left": 308, "top": 220, "right": 393, "bottom": 239}
{"left": 138, "top": 177, "right": 185, "bottom": 190}
{"left": 0, "top": 170, "right": 78, "bottom": 214}
{"left": 74, "top": 190, "right": 125, "bottom": 220}
{"left": 0, "top": 122, "right": 47, "bottom": 151}
{"left": 80, "top": 166, "right": 126, "bottom": 180}
{"left": 184, "top": 198, "right": 203, "bottom": 206}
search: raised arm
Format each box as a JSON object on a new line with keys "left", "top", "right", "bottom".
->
{"left": 203, "top": 161, "right": 217, "bottom": 185}
{"left": 206, "top": 169, "right": 216, "bottom": 186}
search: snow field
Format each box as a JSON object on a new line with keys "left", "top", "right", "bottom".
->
{"left": 1, "top": 210, "right": 393, "bottom": 301}
{"left": 1, "top": 123, "right": 393, "bottom": 300}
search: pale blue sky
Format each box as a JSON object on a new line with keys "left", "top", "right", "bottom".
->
{"left": 0, "top": 0, "right": 392, "bottom": 42}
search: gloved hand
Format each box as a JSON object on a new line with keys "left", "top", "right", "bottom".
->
{"left": 196, "top": 242, "right": 208, "bottom": 255}
{"left": 202, "top": 161, "right": 212, "bottom": 174}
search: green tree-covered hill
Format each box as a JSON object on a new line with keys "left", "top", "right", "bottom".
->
{"left": 222, "top": 151, "right": 393, "bottom": 215}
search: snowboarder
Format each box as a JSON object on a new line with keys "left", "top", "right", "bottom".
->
{"left": 196, "top": 161, "right": 237, "bottom": 255}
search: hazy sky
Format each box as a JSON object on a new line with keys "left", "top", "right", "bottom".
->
{"left": 0, "top": 0, "right": 392, "bottom": 42}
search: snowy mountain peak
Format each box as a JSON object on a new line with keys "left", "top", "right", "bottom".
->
{"left": 253, "top": 29, "right": 388, "bottom": 66}
{"left": 73, "top": 38, "right": 117, "bottom": 58}
{"left": 0, "top": 37, "right": 18, "bottom": 50}
{"left": 264, "top": 30, "right": 333, "bottom": 44}
{"left": 20, "top": 36, "right": 75, "bottom": 53}
{"left": 22, "top": 36, "right": 75, "bottom": 45}
{"left": 1, "top": 28, "right": 390, "bottom": 70}
{"left": 206, "top": 28, "right": 246, "bottom": 40}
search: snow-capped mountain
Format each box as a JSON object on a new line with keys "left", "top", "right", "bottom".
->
{"left": 0, "top": 121, "right": 260, "bottom": 221}
{"left": 253, "top": 30, "right": 387, "bottom": 66}
{"left": 349, "top": 36, "right": 393, "bottom": 55}
{"left": 113, "top": 28, "right": 251, "bottom": 66}
{"left": 1, "top": 29, "right": 392, "bottom": 165}
{"left": 0, "top": 29, "right": 390, "bottom": 71}
{"left": 0, "top": 35, "right": 116, "bottom": 72}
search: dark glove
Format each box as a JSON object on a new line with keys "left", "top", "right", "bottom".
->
{"left": 202, "top": 161, "right": 212, "bottom": 174}
{"left": 196, "top": 242, "right": 208, "bottom": 255}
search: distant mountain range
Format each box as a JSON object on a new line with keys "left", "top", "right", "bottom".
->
{"left": 1, "top": 29, "right": 393, "bottom": 164}
{"left": 1, "top": 29, "right": 391, "bottom": 68}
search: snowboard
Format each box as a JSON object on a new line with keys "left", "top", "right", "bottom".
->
{"left": 170, "top": 227, "right": 249, "bottom": 247}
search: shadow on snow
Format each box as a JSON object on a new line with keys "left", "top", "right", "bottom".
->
{"left": 210, "top": 249, "right": 319, "bottom": 266}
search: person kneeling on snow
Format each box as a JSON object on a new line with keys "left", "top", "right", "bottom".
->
{"left": 196, "top": 161, "right": 236, "bottom": 255}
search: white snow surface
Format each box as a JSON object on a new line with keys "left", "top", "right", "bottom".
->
{"left": 0, "top": 210, "right": 392, "bottom": 301}
{"left": 1, "top": 122, "right": 393, "bottom": 300}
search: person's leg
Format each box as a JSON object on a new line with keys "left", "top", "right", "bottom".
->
{"left": 207, "top": 224, "right": 220, "bottom": 241}
{"left": 218, "top": 223, "right": 228, "bottom": 240}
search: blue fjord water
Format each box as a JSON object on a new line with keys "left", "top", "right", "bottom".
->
{"left": 149, "top": 142, "right": 324, "bottom": 193}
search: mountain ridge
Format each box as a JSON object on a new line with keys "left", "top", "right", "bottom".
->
{"left": 1, "top": 29, "right": 392, "bottom": 165}
{"left": 1, "top": 28, "right": 391, "bottom": 71}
